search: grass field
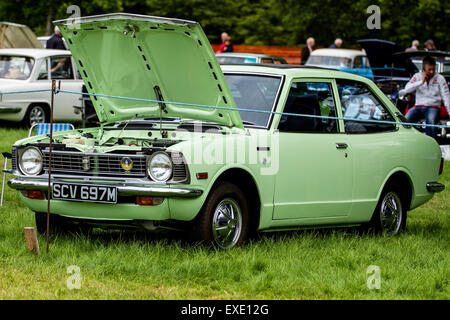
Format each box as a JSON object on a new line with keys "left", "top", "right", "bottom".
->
{"left": 0, "top": 125, "right": 448, "bottom": 300}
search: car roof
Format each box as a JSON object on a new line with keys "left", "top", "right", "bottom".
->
{"left": 220, "top": 63, "right": 373, "bottom": 82}
{"left": 0, "top": 48, "right": 70, "bottom": 58}
{"left": 310, "top": 48, "right": 366, "bottom": 58}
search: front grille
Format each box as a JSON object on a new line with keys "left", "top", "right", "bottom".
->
{"left": 11, "top": 146, "right": 17, "bottom": 171}
{"left": 97, "top": 155, "right": 147, "bottom": 176}
{"left": 34, "top": 149, "right": 189, "bottom": 182}
{"left": 42, "top": 151, "right": 147, "bottom": 177}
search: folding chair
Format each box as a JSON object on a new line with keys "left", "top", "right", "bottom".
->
{"left": 28, "top": 122, "right": 75, "bottom": 137}
{"left": 1, "top": 123, "right": 75, "bottom": 207}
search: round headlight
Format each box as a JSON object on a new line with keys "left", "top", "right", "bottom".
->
{"left": 19, "top": 147, "right": 43, "bottom": 176}
{"left": 147, "top": 152, "right": 172, "bottom": 182}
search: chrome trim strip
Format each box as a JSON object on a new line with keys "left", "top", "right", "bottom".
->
{"left": 8, "top": 178, "right": 202, "bottom": 198}
{"left": 426, "top": 182, "right": 445, "bottom": 193}
{"left": 0, "top": 106, "right": 21, "bottom": 113}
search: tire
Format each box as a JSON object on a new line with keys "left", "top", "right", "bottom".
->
{"left": 365, "top": 182, "right": 407, "bottom": 235}
{"left": 193, "top": 182, "right": 249, "bottom": 249}
{"left": 25, "top": 105, "right": 48, "bottom": 127}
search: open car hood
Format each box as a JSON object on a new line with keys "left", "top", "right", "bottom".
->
{"left": 55, "top": 13, "right": 242, "bottom": 128}
{"left": 358, "top": 39, "right": 418, "bottom": 78}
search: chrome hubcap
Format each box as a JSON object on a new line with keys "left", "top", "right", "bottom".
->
{"left": 380, "top": 192, "right": 402, "bottom": 235}
{"left": 29, "top": 106, "right": 45, "bottom": 125}
{"left": 212, "top": 198, "right": 242, "bottom": 249}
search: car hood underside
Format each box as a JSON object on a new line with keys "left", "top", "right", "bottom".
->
{"left": 55, "top": 13, "right": 243, "bottom": 128}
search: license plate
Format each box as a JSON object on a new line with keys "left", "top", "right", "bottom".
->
{"left": 52, "top": 183, "right": 117, "bottom": 204}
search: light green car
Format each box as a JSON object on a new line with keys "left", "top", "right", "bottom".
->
{"left": 7, "top": 14, "right": 445, "bottom": 248}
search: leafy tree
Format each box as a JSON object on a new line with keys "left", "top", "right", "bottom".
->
{"left": 0, "top": 0, "right": 448, "bottom": 50}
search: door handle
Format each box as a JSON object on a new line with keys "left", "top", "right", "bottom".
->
{"left": 336, "top": 143, "right": 348, "bottom": 149}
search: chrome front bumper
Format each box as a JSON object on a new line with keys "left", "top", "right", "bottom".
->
{"left": 7, "top": 178, "right": 203, "bottom": 198}
{"left": 426, "top": 182, "right": 445, "bottom": 193}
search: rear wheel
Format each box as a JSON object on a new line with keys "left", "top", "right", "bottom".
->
{"left": 365, "top": 182, "right": 407, "bottom": 235}
{"left": 193, "top": 182, "right": 249, "bottom": 249}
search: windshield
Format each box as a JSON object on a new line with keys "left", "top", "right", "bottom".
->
{"left": 307, "top": 56, "right": 352, "bottom": 68}
{"left": 0, "top": 55, "right": 34, "bottom": 80}
{"left": 224, "top": 74, "right": 282, "bottom": 127}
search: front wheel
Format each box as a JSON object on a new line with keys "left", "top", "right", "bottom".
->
{"left": 25, "top": 105, "right": 48, "bottom": 127}
{"left": 365, "top": 183, "right": 407, "bottom": 235}
{"left": 193, "top": 182, "right": 249, "bottom": 249}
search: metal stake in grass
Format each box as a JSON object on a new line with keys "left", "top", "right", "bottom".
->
{"left": 46, "top": 80, "right": 57, "bottom": 254}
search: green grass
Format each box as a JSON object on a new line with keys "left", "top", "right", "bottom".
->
{"left": 0, "top": 125, "right": 448, "bottom": 299}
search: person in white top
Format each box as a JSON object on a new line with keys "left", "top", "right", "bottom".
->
{"left": 404, "top": 56, "right": 450, "bottom": 139}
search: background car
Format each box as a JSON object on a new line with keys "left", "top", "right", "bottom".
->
{"left": 305, "top": 48, "right": 374, "bottom": 80}
{"left": 216, "top": 52, "right": 287, "bottom": 64}
{"left": 0, "top": 48, "right": 83, "bottom": 126}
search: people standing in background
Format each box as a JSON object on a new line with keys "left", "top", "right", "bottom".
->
{"left": 301, "top": 37, "right": 315, "bottom": 65}
{"left": 46, "top": 26, "right": 66, "bottom": 50}
{"left": 223, "top": 36, "right": 233, "bottom": 52}
{"left": 217, "top": 34, "right": 233, "bottom": 53}
{"left": 217, "top": 32, "right": 229, "bottom": 53}
{"left": 405, "top": 40, "right": 419, "bottom": 52}
{"left": 424, "top": 39, "right": 436, "bottom": 51}
{"left": 330, "top": 38, "right": 342, "bottom": 48}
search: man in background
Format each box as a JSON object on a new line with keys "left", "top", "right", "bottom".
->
{"left": 46, "top": 26, "right": 66, "bottom": 50}
{"left": 405, "top": 40, "right": 419, "bottom": 52}
{"left": 424, "top": 39, "right": 436, "bottom": 51}
{"left": 301, "top": 37, "right": 315, "bottom": 65}
{"left": 404, "top": 56, "right": 450, "bottom": 139}
{"left": 330, "top": 38, "right": 342, "bottom": 48}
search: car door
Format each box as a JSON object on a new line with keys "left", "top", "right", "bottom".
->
{"left": 273, "top": 79, "right": 354, "bottom": 219}
{"left": 50, "top": 55, "right": 83, "bottom": 121}
{"left": 335, "top": 79, "right": 398, "bottom": 220}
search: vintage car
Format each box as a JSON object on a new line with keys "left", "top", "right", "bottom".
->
{"left": 6, "top": 14, "right": 445, "bottom": 249}
{"left": 305, "top": 48, "right": 374, "bottom": 80}
{"left": 0, "top": 48, "right": 83, "bottom": 126}
{"left": 216, "top": 53, "right": 287, "bottom": 65}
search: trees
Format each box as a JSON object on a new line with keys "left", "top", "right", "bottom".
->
{"left": 0, "top": 0, "right": 448, "bottom": 50}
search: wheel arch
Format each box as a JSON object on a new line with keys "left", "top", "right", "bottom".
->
{"left": 24, "top": 102, "right": 50, "bottom": 122}
{"left": 208, "top": 167, "right": 262, "bottom": 234}
{"left": 378, "top": 168, "right": 414, "bottom": 211}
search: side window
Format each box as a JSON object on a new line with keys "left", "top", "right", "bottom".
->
{"left": 37, "top": 59, "right": 48, "bottom": 80}
{"left": 362, "top": 56, "right": 370, "bottom": 69}
{"left": 337, "top": 79, "right": 396, "bottom": 134}
{"left": 353, "top": 56, "right": 363, "bottom": 69}
{"left": 50, "top": 56, "right": 73, "bottom": 79}
{"left": 278, "top": 82, "right": 338, "bottom": 133}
